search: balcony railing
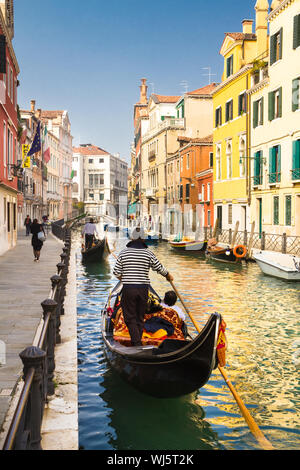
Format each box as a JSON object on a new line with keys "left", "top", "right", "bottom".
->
{"left": 252, "top": 174, "right": 263, "bottom": 186}
{"left": 268, "top": 172, "right": 281, "bottom": 184}
{"left": 142, "top": 118, "right": 185, "bottom": 143}
{"left": 291, "top": 168, "right": 300, "bottom": 181}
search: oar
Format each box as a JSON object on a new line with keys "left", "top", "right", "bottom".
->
{"left": 168, "top": 279, "right": 274, "bottom": 451}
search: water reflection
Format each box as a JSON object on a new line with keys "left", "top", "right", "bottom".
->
{"left": 75, "top": 230, "right": 300, "bottom": 450}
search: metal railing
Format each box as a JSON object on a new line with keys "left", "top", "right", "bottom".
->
{"left": 2, "top": 229, "right": 71, "bottom": 450}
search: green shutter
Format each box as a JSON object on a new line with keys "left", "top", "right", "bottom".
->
{"left": 270, "top": 34, "right": 276, "bottom": 65}
{"left": 273, "top": 196, "right": 279, "bottom": 225}
{"left": 292, "top": 78, "right": 299, "bottom": 112}
{"left": 260, "top": 97, "right": 264, "bottom": 125}
{"left": 285, "top": 196, "right": 292, "bottom": 226}
{"left": 293, "top": 15, "right": 300, "bottom": 49}
{"left": 277, "top": 145, "right": 281, "bottom": 182}
{"left": 279, "top": 28, "right": 283, "bottom": 60}
{"left": 278, "top": 87, "right": 282, "bottom": 117}
{"left": 292, "top": 140, "right": 300, "bottom": 180}
{"left": 253, "top": 101, "right": 259, "bottom": 128}
{"left": 268, "top": 91, "right": 275, "bottom": 121}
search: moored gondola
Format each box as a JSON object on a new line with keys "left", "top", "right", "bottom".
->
{"left": 101, "top": 283, "right": 224, "bottom": 398}
{"left": 206, "top": 243, "right": 247, "bottom": 264}
{"left": 81, "top": 237, "right": 110, "bottom": 262}
{"left": 169, "top": 239, "right": 207, "bottom": 252}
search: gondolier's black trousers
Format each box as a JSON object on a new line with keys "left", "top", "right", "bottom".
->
{"left": 121, "top": 286, "right": 149, "bottom": 346}
{"left": 85, "top": 234, "right": 94, "bottom": 249}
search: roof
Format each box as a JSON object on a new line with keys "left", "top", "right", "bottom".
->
{"left": 72, "top": 145, "right": 110, "bottom": 156}
{"left": 41, "top": 110, "right": 64, "bottom": 119}
{"left": 187, "top": 83, "right": 218, "bottom": 96}
{"left": 151, "top": 94, "right": 181, "bottom": 104}
{"left": 224, "top": 32, "right": 256, "bottom": 41}
{"left": 177, "top": 135, "right": 213, "bottom": 144}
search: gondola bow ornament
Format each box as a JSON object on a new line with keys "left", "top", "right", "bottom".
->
{"left": 216, "top": 319, "right": 227, "bottom": 367}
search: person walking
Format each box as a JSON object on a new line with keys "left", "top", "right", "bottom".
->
{"left": 82, "top": 218, "right": 98, "bottom": 249}
{"left": 30, "top": 219, "right": 45, "bottom": 262}
{"left": 113, "top": 227, "right": 173, "bottom": 346}
{"left": 24, "top": 215, "right": 32, "bottom": 236}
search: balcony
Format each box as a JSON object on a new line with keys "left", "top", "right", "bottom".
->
{"left": 142, "top": 118, "right": 185, "bottom": 143}
{"left": 148, "top": 149, "right": 156, "bottom": 162}
{"left": 252, "top": 175, "right": 263, "bottom": 187}
{"left": 291, "top": 168, "right": 300, "bottom": 181}
{"left": 145, "top": 188, "right": 157, "bottom": 199}
{"left": 268, "top": 172, "right": 281, "bottom": 185}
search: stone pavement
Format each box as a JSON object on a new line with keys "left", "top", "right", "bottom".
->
{"left": 0, "top": 230, "right": 63, "bottom": 438}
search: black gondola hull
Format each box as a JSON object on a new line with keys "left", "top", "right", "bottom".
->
{"left": 82, "top": 238, "right": 109, "bottom": 262}
{"left": 102, "top": 312, "right": 220, "bottom": 398}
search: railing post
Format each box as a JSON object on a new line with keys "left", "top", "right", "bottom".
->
{"left": 51, "top": 275, "right": 63, "bottom": 344}
{"left": 244, "top": 230, "right": 248, "bottom": 246}
{"left": 41, "top": 299, "right": 58, "bottom": 396}
{"left": 19, "top": 346, "right": 46, "bottom": 450}
{"left": 261, "top": 231, "right": 266, "bottom": 251}
{"left": 282, "top": 233, "right": 287, "bottom": 254}
{"left": 228, "top": 228, "right": 232, "bottom": 245}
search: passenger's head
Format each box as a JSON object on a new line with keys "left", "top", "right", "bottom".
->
{"left": 33, "top": 218, "right": 38, "bottom": 224}
{"left": 130, "top": 226, "right": 145, "bottom": 241}
{"left": 90, "top": 218, "right": 94, "bottom": 223}
{"left": 163, "top": 290, "right": 177, "bottom": 307}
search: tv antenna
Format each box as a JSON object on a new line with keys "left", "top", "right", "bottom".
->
{"left": 180, "top": 80, "right": 189, "bottom": 94}
{"left": 202, "top": 67, "right": 217, "bottom": 84}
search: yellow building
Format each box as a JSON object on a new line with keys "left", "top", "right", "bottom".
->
{"left": 212, "top": 1, "right": 269, "bottom": 231}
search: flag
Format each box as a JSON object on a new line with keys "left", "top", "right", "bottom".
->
{"left": 27, "top": 121, "right": 41, "bottom": 156}
{"left": 43, "top": 125, "right": 51, "bottom": 163}
{"left": 71, "top": 169, "right": 75, "bottom": 179}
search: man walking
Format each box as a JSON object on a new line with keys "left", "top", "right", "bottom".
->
{"left": 24, "top": 215, "right": 32, "bottom": 236}
{"left": 82, "top": 218, "right": 98, "bottom": 249}
{"left": 113, "top": 227, "right": 173, "bottom": 346}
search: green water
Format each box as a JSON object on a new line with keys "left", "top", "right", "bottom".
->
{"left": 76, "top": 231, "right": 300, "bottom": 451}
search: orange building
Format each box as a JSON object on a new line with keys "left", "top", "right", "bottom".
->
{"left": 178, "top": 135, "right": 213, "bottom": 229}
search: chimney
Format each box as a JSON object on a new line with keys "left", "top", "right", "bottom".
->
{"left": 255, "top": 0, "right": 269, "bottom": 58}
{"left": 139, "top": 78, "right": 148, "bottom": 104}
{"left": 30, "top": 100, "right": 36, "bottom": 113}
{"left": 242, "top": 19, "right": 254, "bottom": 34}
{"left": 37, "top": 108, "right": 42, "bottom": 118}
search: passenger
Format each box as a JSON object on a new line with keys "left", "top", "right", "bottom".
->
{"left": 113, "top": 227, "right": 173, "bottom": 346}
{"left": 160, "top": 290, "right": 186, "bottom": 321}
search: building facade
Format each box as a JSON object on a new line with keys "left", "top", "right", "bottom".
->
{"left": 249, "top": 0, "right": 300, "bottom": 237}
{"left": 0, "top": 0, "right": 20, "bottom": 255}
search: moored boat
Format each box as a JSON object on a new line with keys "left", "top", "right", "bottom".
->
{"left": 253, "top": 251, "right": 300, "bottom": 281}
{"left": 101, "top": 282, "right": 224, "bottom": 398}
{"left": 81, "top": 237, "right": 110, "bottom": 262}
{"left": 206, "top": 242, "right": 247, "bottom": 264}
{"left": 169, "top": 237, "right": 207, "bottom": 252}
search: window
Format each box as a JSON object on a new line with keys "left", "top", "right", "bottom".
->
{"left": 228, "top": 204, "right": 232, "bottom": 225}
{"left": 270, "top": 28, "right": 283, "bottom": 65}
{"left": 285, "top": 195, "right": 292, "bottom": 226}
{"left": 238, "top": 92, "right": 247, "bottom": 115}
{"left": 180, "top": 185, "right": 183, "bottom": 200}
{"left": 100, "top": 193, "right": 104, "bottom": 201}
{"left": 226, "top": 55, "right": 233, "bottom": 77}
{"left": 292, "top": 77, "right": 300, "bottom": 112}
{"left": 216, "top": 145, "right": 221, "bottom": 181}
{"left": 225, "top": 100, "right": 233, "bottom": 122}
{"left": 253, "top": 97, "right": 264, "bottom": 128}
{"left": 215, "top": 107, "right": 222, "bottom": 127}
{"left": 186, "top": 153, "right": 189, "bottom": 170}
{"left": 185, "top": 183, "right": 190, "bottom": 200}
{"left": 99, "top": 158, "right": 104, "bottom": 163}
{"left": 292, "top": 139, "right": 300, "bottom": 180}
{"left": 209, "top": 152, "right": 213, "bottom": 168}
{"left": 273, "top": 196, "right": 279, "bottom": 225}
{"left": 88, "top": 158, "right": 93, "bottom": 163}
{"left": 207, "top": 210, "right": 211, "bottom": 227}
{"left": 207, "top": 183, "right": 211, "bottom": 202}
{"left": 89, "top": 193, "right": 94, "bottom": 199}
{"left": 226, "top": 141, "right": 232, "bottom": 179}
{"left": 268, "top": 88, "right": 282, "bottom": 121}
{"left": 269, "top": 145, "right": 281, "bottom": 183}
{"left": 293, "top": 14, "right": 300, "bottom": 49}
{"left": 3, "top": 121, "right": 6, "bottom": 177}
{"left": 253, "top": 151, "right": 263, "bottom": 185}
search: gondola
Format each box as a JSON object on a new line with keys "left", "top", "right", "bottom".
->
{"left": 101, "top": 282, "right": 223, "bottom": 398}
{"left": 81, "top": 237, "right": 110, "bottom": 262}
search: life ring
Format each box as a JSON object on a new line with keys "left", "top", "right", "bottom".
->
{"left": 233, "top": 245, "right": 247, "bottom": 258}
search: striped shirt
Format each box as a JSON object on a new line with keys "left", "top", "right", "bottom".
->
{"left": 113, "top": 241, "right": 168, "bottom": 285}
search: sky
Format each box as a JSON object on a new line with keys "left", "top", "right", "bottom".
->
{"left": 14, "top": 0, "right": 257, "bottom": 163}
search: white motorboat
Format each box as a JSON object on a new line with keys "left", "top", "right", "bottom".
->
{"left": 253, "top": 251, "right": 300, "bottom": 281}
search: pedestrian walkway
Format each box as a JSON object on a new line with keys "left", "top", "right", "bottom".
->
{"left": 0, "top": 230, "right": 63, "bottom": 436}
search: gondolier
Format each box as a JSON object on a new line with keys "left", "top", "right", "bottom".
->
{"left": 82, "top": 218, "right": 98, "bottom": 249}
{"left": 113, "top": 227, "right": 173, "bottom": 346}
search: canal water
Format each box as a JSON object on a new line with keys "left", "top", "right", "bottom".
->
{"left": 76, "top": 229, "right": 300, "bottom": 451}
